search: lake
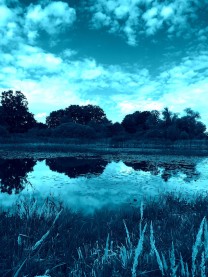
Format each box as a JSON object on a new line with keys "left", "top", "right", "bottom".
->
{"left": 1, "top": 154, "right": 208, "bottom": 213}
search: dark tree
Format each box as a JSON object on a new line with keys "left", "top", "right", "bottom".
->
{"left": 1, "top": 90, "right": 36, "bottom": 133}
{"left": 177, "top": 108, "right": 206, "bottom": 138}
{"left": 122, "top": 111, "right": 153, "bottom": 133}
{"left": 146, "top": 110, "right": 160, "bottom": 128}
{"left": 52, "top": 122, "right": 97, "bottom": 138}
{"left": 46, "top": 109, "right": 66, "bottom": 128}
{"left": 0, "top": 106, "right": 6, "bottom": 126}
{"left": 65, "top": 104, "right": 109, "bottom": 125}
{"left": 161, "top": 107, "right": 176, "bottom": 127}
{"left": 121, "top": 113, "right": 137, "bottom": 133}
{"left": 46, "top": 104, "right": 109, "bottom": 128}
{"left": 108, "top": 122, "right": 124, "bottom": 136}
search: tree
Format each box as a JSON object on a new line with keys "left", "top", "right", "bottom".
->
{"left": 46, "top": 109, "right": 66, "bottom": 128}
{"left": 108, "top": 122, "right": 124, "bottom": 136}
{"left": 177, "top": 108, "right": 206, "bottom": 138}
{"left": 65, "top": 104, "right": 109, "bottom": 125}
{"left": 122, "top": 111, "right": 153, "bottom": 133}
{"left": 162, "top": 107, "right": 173, "bottom": 127}
{"left": 1, "top": 90, "right": 36, "bottom": 133}
{"left": 46, "top": 104, "right": 109, "bottom": 128}
{"left": 0, "top": 106, "right": 6, "bottom": 126}
{"left": 52, "top": 122, "right": 97, "bottom": 138}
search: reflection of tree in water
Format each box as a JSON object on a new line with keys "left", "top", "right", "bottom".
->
{"left": 124, "top": 160, "right": 200, "bottom": 182}
{"left": 0, "top": 159, "right": 36, "bottom": 194}
{"left": 160, "top": 162, "right": 200, "bottom": 182}
{"left": 46, "top": 157, "right": 108, "bottom": 178}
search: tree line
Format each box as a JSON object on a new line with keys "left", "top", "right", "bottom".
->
{"left": 0, "top": 90, "right": 207, "bottom": 141}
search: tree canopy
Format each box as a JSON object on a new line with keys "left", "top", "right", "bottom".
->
{"left": 46, "top": 104, "right": 109, "bottom": 128}
{"left": 0, "top": 90, "right": 36, "bottom": 133}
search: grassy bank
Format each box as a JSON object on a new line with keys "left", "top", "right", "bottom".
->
{"left": 1, "top": 138, "right": 208, "bottom": 158}
{"left": 1, "top": 194, "right": 208, "bottom": 276}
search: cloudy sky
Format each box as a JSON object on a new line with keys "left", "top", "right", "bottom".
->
{"left": 1, "top": 0, "right": 208, "bottom": 124}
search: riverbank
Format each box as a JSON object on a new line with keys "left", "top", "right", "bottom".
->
{"left": 1, "top": 140, "right": 208, "bottom": 159}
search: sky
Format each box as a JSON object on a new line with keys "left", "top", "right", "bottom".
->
{"left": 0, "top": 0, "right": 208, "bottom": 124}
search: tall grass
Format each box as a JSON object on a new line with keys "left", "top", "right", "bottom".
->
{"left": 1, "top": 194, "right": 208, "bottom": 276}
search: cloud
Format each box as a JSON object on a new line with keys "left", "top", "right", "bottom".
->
{"left": 110, "top": 50, "right": 208, "bottom": 123}
{"left": 25, "top": 1, "right": 76, "bottom": 40}
{"left": 0, "top": 1, "right": 76, "bottom": 47}
{"left": 89, "top": 0, "right": 208, "bottom": 45}
{"left": 1, "top": 36, "right": 208, "bottom": 126}
{"left": 0, "top": 1, "right": 23, "bottom": 46}
{"left": 0, "top": 0, "right": 208, "bottom": 126}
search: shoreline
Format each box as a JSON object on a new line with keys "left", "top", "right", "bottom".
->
{"left": 0, "top": 142, "right": 208, "bottom": 159}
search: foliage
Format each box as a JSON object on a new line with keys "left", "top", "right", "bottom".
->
{"left": 46, "top": 105, "right": 109, "bottom": 128}
{"left": 52, "top": 122, "right": 97, "bottom": 138}
{"left": 0, "top": 90, "right": 36, "bottom": 133}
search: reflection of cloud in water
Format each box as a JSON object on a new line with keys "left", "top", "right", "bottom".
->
{"left": 1, "top": 158, "right": 208, "bottom": 213}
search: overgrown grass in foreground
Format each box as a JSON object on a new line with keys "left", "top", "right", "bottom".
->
{"left": 1, "top": 195, "right": 208, "bottom": 276}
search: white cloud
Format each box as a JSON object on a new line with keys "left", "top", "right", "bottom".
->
{"left": 109, "top": 51, "right": 208, "bottom": 123}
{"left": 0, "top": 4, "right": 13, "bottom": 26}
{"left": 0, "top": 1, "right": 76, "bottom": 47}
{"left": 25, "top": 1, "right": 76, "bottom": 38}
{"left": 0, "top": 0, "right": 208, "bottom": 127}
{"left": 89, "top": 0, "right": 207, "bottom": 45}
{"left": 1, "top": 38, "right": 208, "bottom": 126}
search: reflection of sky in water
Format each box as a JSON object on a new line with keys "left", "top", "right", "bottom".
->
{"left": 1, "top": 158, "right": 208, "bottom": 213}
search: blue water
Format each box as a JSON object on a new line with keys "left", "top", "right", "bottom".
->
{"left": 0, "top": 155, "right": 208, "bottom": 213}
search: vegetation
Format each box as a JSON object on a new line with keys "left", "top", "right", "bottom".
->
{"left": 0, "top": 90, "right": 207, "bottom": 142}
{"left": 0, "top": 90, "right": 36, "bottom": 133}
{"left": 1, "top": 194, "right": 208, "bottom": 276}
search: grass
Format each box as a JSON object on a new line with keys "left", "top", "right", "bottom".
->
{"left": 1, "top": 194, "right": 208, "bottom": 276}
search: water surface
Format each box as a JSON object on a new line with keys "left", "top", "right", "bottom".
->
{"left": 0, "top": 155, "right": 208, "bottom": 213}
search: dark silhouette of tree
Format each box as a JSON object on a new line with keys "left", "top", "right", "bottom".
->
{"left": 46, "top": 105, "right": 109, "bottom": 128}
{"left": 162, "top": 107, "right": 173, "bottom": 127}
{"left": 0, "top": 159, "right": 36, "bottom": 194}
{"left": 42, "top": 103, "right": 208, "bottom": 140}
{"left": 52, "top": 122, "right": 97, "bottom": 138}
{"left": 122, "top": 111, "right": 157, "bottom": 133}
{"left": 46, "top": 157, "right": 108, "bottom": 178}
{"left": 146, "top": 110, "right": 160, "bottom": 128}
{"left": 166, "top": 125, "right": 180, "bottom": 140}
{"left": 34, "top": 122, "right": 47, "bottom": 129}
{"left": 65, "top": 104, "right": 109, "bottom": 125}
{"left": 1, "top": 90, "right": 36, "bottom": 133}
{"left": 108, "top": 122, "right": 124, "bottom": 136}
{"left": 0, "top": 106, "right": 6, "bottom": 126}
{"left": 46, "top": 109, "right": 66, "bottom": 128}
{"left": 177, "top": 108, "right": 206, "bottom": 139}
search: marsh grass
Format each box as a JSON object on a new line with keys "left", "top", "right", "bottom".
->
{"left": 1, "top": 194, "right": 208, "bottom": 276}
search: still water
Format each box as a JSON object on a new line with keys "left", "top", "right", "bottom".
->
{"left": 0, "top": 155, "right": 208, "bottom": 213}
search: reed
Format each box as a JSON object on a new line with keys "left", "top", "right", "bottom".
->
{"left": 1, "top": 194, "right": 208, "bottom": 276}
